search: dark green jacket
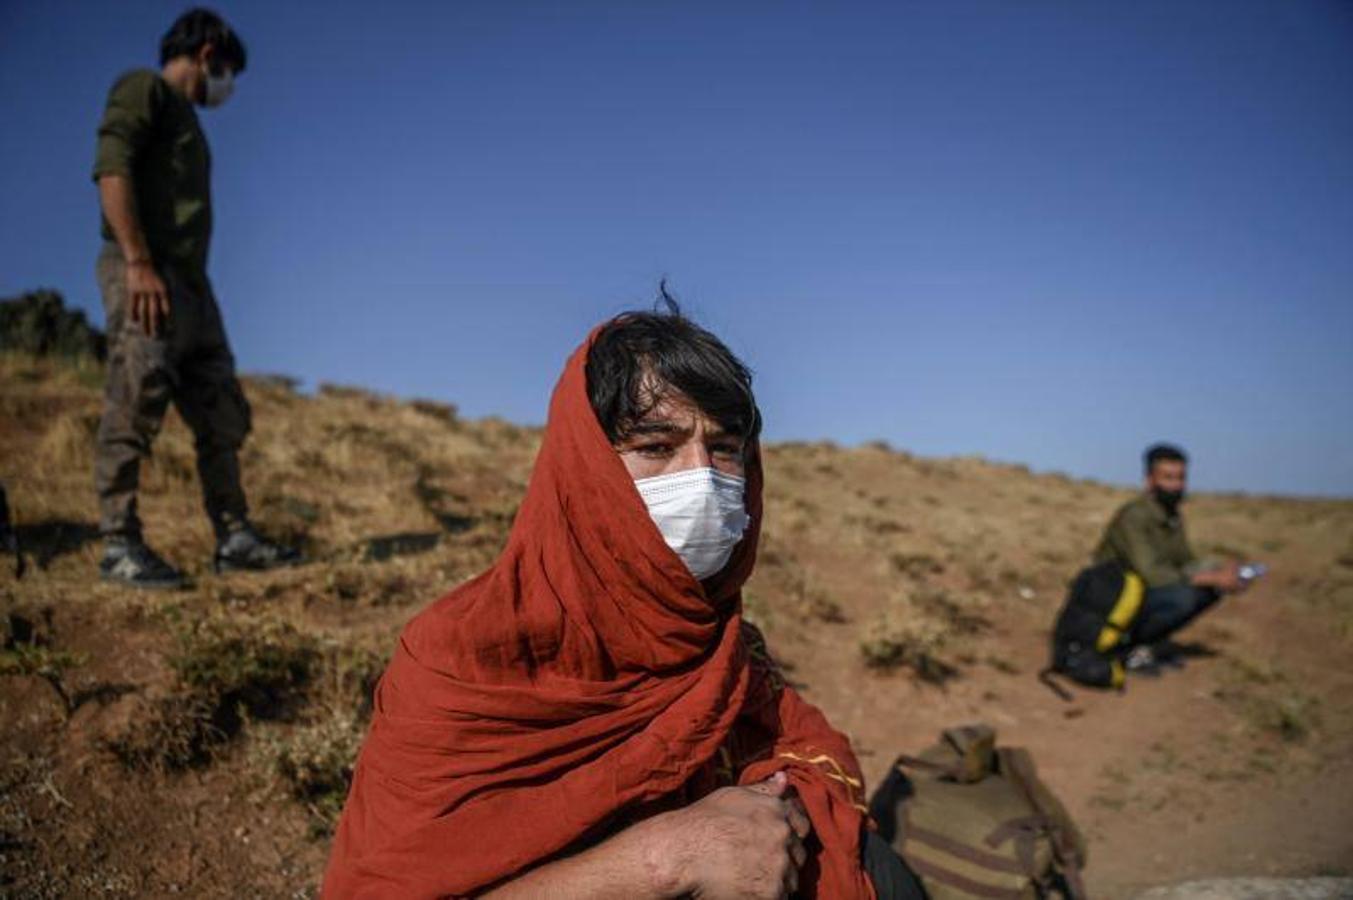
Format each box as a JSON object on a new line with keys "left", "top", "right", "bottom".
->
{"left": 1093, "top": 493, "right": 1197, "bottom": 588}
{"left": 92, "top": 69, "right": 212, "bottom": 282}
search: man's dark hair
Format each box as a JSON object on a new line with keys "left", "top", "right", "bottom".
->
{"left": 1144, "top": 443, "right": 1188, "bottom": 474}
{"left": 160, "top": 8, "right": 247, "bottom": 73}
{"left": 586, "top": 283, "right": 761, "bottom": 446}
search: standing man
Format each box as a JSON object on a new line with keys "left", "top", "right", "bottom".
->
{"left": 1093, "top": 443, "right": 1249, "bottom": 667}
{"left": 92, "top": 8, "right": 297, "bottom": 588}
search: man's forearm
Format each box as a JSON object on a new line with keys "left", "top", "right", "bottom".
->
{"left": 481, "top": 812, "right": 685, "bottom": 900}
{"left": 97, "top": 174, "right": 152, "bottom": 263}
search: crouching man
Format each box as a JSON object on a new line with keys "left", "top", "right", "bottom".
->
{"left": 1093, "top": 443, "right": 1251, "bottom": 670}
{"left": 323, "top": 301, "right": 924, "bottom": 898}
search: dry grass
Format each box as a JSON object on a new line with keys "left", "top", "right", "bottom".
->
{"left": 3, "top": 350, "right": 1353, "bottom": 895}
{"left": 1213, "top": 656, "right": 1322, "bottom": 744}
{"left": 858, "top": 587, "right": 989, "bottom": 681}
{"left": 252, "top": 711, "right": 367, "bottom": 836}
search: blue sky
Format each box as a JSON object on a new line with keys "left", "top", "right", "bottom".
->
{"left": 2, "top": 1, "right": 1350, "bottom": 496}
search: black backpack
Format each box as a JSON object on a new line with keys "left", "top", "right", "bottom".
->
{"left": 1044, "top": 561, "right": 1145, "bottom": 690}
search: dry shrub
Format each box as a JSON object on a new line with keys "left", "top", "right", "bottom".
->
{"left": 317, "top": 383, "right": 385, "bottom": 404}
{"left": 107, "top": 693, "right": 224, "bottom": 770}
{"left": 169, "top": 614, "right": 319, "bottom": 721}
{"left": 888, "top": 550, "right": 945, "bottom": 578}
{"left": 858, "top": 588, "right": 988, "bottom": 682}
{"left": 253, "top": 643, "right": 387, "bottom": 833}
{"left": 1214, "top": 657, "right": 1321, "bottom": 743}
{"left": 321, "top": 564, "right": 420, "bottom": 605}
{"left": 319, "top": 420, "right": 416, "bottom": 473}
{"left": 252, "top": 492, "right": 322, "bottom": 555}
{"left": 317, "top": 643, "right": 387, "bottom": 713}
{"left": 255, "top": 711, "right": 365, "bottom": 835}
{"left": 859, "top": 610, "right": 954, "bottom": 681}
{"left": 1, "top": 610, "right": 87, "bottom": 715}
{"left": 410, "top": 398, "right": 458, "bottom": 427}
{"left": 108, "top": 614, "right": 320, "bottom": 770}
{"left": 778, "top": 565, "right": 846, "bottom": 624}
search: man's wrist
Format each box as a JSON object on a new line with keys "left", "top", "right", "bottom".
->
{"left": 632, "top": 812, "right": 693, "bottom": 898}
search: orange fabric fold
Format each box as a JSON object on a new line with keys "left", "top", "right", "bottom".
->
{"left": 322, "top": 330, "right": 874, "bottom": 899}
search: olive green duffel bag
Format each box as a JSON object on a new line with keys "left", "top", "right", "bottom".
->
{"left": 868, "top": 725, "right": 1088, "bottom": 900}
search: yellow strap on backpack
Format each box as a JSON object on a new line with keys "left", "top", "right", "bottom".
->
{"left": 1094, "top": 571, "right": 1144, "bottom": 654}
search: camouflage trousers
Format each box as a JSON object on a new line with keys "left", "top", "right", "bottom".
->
{"left": 94, "top": 244, "right": 251, "bottom": 540}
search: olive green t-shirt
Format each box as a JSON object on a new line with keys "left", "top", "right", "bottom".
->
{"left": 92, "top": 69, "right": 212, "bottom": 281}
{"left": 1092, "top": 493, "right": 1197, "bottom": 588}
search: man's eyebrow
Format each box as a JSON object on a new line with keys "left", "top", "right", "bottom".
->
{"left": 623, "top": 420, "right": 690, "bottom": 437}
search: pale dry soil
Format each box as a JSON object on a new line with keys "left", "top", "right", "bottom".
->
{"left": 2, "top": 354, "right": 1351, "bottom": 898}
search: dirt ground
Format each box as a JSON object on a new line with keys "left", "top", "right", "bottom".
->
{"left": 3, "top": 353, "right": 1351, "bottom": 898}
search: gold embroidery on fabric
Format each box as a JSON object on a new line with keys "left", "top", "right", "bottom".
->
{"left": 777, "top": 749, "right": 867, "bottom": 807}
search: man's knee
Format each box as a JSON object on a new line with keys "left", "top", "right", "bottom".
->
{"left": 183, "top": 376, "right": 252, "bottom": 453}
{"left": 98, "top": 345, "right": 174, "bottom": 453}
{"left": 1143, "top": 583, "right": 1199, "bottom": 618}
{"left": 1134, "top": 582, "right": 1221, "bottom": 645}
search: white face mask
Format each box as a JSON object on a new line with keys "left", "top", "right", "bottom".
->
{"left": 203, "top": 67, "right": 234, "bottom": 108}
{"left": 634, "top": 467, "right": 750, "bottom": 581}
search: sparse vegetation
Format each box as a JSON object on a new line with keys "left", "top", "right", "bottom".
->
{"left": 107, "top": 614, "right": 320, "bottom": 770}
{"left": 107, "top": 692, "right": 226, "bottom": 770}
{"left": 858, "top": 588, "right": 987, "bottom": 681}
{"left": 1, "top": 609, "right": 87, "bottom": 714}
{"left": 1213, "top": 656, "right": 1322, "bottom": 743}
{"left": 2, "top": 329, "right": 1352, "bottom": 895}
{"left": 169, "top": 614, "right": 319, "bottom": 720}
{"left": 254, "top": 711, "right": 366, "bottom": 835}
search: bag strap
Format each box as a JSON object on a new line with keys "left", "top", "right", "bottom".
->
{"left": 1038, "top": 666, "right": 1076, "bottom": 702}
{"left": 894, "top": 753, "right": 966, "bottom": 782}
{"left": 983, "top": 816, "right": 1046, "bottom": 882}
{"left": 998, "top": 748, "right": 1088, "bottom": 900}
{"left": 907, "top": 824, "right": 1029, "bottom": 877}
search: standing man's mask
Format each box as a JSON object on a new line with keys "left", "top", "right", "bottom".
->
{"left": 203, "top": 67, "right": 234, "bottom": 108}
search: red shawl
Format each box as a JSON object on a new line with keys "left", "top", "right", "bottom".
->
{"left": 323, "top": 331, "right": 874, "bottom": 899}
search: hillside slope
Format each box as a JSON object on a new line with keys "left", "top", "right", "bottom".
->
{"left": 2, "top": 352, "right": 1351, "bottom": 898}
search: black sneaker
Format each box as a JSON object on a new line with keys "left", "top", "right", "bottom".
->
{"left": 100, "top": 538, "right": 185, "bottom": 590}
{"left": 213, "top": 525, "right": 301, "bottom": 573}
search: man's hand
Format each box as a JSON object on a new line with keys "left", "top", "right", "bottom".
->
{"left": 125, "top": 259, "right": 170, "bottom": 338}
{"left": 1192, "top": 560, "right": 1245, "bottom": 593}
{"left": 97, "top": 174, "right": 169, "bottom": 338}
{"left": 480, "top": 771, "right": 812, "bottom": 900}
{"left": 655, "top": 771, "right": 812, "bottom": 900}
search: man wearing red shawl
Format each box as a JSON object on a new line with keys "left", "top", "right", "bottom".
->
{"left": 324, "top": 300, "right": 925, "bottom": 899}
